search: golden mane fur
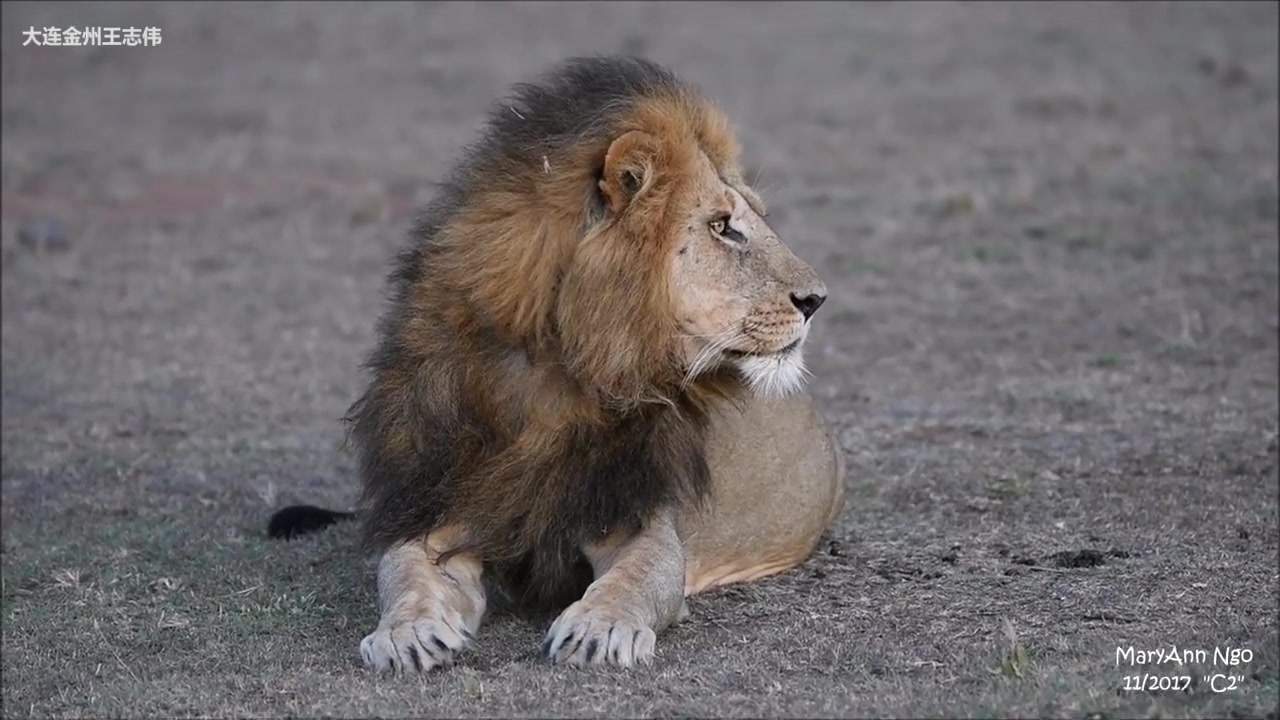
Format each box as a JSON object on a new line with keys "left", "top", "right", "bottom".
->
{"left": 344, "top": 56, "right": 753, "bottom": 607}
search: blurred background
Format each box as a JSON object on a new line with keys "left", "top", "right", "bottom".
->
{"left": 2, "top": 2, "right": 1277, "bottom": 718}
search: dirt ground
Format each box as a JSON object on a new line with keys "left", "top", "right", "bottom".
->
{"left": 2, "top": 2, "right": 1277, "bottom": 718}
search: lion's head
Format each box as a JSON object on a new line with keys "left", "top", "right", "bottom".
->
{"left": 656, "top": 142, "right": 826, "bottom": 399}
{"left": 533, "top": 77, "right": 829, "bottom": 409}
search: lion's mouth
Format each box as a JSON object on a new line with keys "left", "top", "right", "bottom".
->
{"left": 723, "top": 338, "right": 802, "bottom": 359}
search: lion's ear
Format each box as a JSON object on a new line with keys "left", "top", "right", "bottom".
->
{"left": 599, "top": 130, "right": 658, "bottom": 214}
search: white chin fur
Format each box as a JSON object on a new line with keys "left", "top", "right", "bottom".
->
{"left": 731, "top": 347, "right": 809, "bottom": 399}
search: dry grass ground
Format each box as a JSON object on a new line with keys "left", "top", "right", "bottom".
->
{"left": 2, "top": 2, "right": 1277, "bottom": 718}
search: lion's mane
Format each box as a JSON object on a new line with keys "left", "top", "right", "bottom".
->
{"left": 345, "top": 56, "right": 748, "bottom": 607}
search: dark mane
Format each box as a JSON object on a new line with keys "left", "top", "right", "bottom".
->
{"left": 373, "top": 56, "right": 692, "bottom": 356}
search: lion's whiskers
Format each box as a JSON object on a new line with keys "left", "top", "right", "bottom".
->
{"left": 683, "top": 332, "right": 737, "bottom": 386}
{"left": 679, "top": 326, "right": 742, "bottom": 391}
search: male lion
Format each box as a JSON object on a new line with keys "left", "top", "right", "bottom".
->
{"left": 268, "top": 55, "right": 844, "bottom": 673}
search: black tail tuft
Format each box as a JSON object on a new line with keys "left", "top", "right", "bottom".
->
{"left": 267, "top": 504, "right": 356, "bottom": 540}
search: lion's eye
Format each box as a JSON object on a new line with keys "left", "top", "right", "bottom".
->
{"left": 711, "top": 214, "right": 747, "bottom": 245}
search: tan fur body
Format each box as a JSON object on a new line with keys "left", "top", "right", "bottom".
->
{"left": 319, "top": 55, "right": 844, "bottom": 672}
{"left": 681, "top": 392, "right": 845, "bottom": 595}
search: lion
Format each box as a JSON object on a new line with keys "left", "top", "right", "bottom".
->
{"left": 267, "top": 55, "right": 845, "bottom": 673}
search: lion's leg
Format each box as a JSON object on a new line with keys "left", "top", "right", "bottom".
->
{"left": 359, "top": 526, "right": 487, "bottom": 674}
{"left": 541, "top": 510, "right": 686, "bottom": 668}
{"left": 680, "top": 392, "right": 845, "bottom": 595}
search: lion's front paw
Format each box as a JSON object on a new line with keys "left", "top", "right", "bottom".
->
{"left": 541, "top": 600, "right": 657, "bottom": 668}
{"left": 359, "top": 612, "right": 474, "bottom": 674}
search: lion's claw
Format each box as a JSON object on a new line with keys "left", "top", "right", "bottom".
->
{"left": 360, "top": 612, "right": 473, "bottom": 674}
{"left": 542, "top": 601, "right": 656, "bottom": 668}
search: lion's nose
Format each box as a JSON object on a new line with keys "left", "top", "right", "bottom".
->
{"left": 790, "top": 291, "right": 827, "bottom": 320}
